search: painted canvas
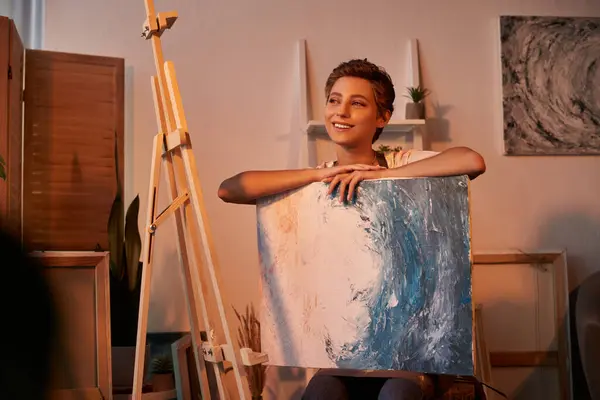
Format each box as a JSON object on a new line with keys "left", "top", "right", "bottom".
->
{"left": 500, "top": 16, "right": 600, "bottom": 155}
{"left": 256, "top": 176, "right": 473, "bottom": 376}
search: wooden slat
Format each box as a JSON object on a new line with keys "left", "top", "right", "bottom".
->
{"left": 22, "top": 49, "right": 124, "bottom": 251}
{"left": 0, "top": 17, "right": 24, "bottom": 240}
{"left": 489, "top": 351, "right": 558, "bottom": 367}
{"left": 0, "top": 17, "right": 10, "bottom": 233}
{"left": 47, "top": 388, "right": 104, "bottom": 400}
{"left": 553, "top": 253, "right": 571, "bottom": 400}
{"left": 473, "top": 253, "right": 560, "bottom": 265}
{"left": 29, "top": 250, "right": 108, "bottom": 267}
{"left": 6, "top": 19, "right": 24, "bottom": 240}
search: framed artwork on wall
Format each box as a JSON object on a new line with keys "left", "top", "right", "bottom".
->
{"left": 500, "top": 15, "right": 600, "bottom": 155}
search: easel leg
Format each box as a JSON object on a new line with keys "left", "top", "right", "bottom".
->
{"left": 165, "top": 61, "right": 249, "bottom": 398}
{"left": 180, "top": 144, "right": 248, "bottom": 396}
{"left": 132, "top": 131, "right": 163, "bottom": 398}
{"left": 165, "top": 155, "right": 214, "bottom": 398}
{"left": 164, "top": 147, "right": 227, "bottom": 399}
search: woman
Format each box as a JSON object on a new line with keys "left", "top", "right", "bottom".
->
{"left": 218, "top": 59, "right": 485, "bottom": 206}
{"left": 218, "top": 59, "right": 486, "bottom": 399}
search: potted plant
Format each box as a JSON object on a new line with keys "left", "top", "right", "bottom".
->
{"left": 404, "top": 86, "right": 430, "bottom": 119}
{"left": 150, "top": 354, "right": 174, "bottom": 392}
{"left": 376, "top": 144, "right": 402, "bottom": 154}
{"left": 105, "top": 132, "right": 145, "bottom": 388}
{"left": 233, "top": 304, "right": 267, "bottom": 400}
{"left": 375, "top": 145, "right": 403, "bottom": 167}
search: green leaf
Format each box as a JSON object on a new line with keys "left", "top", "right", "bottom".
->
{"left": 124, "top": 194, "right": 142, "bottom": 291}
{"left": 107, "top": 133, "right": 124, "bottom": 280}
{"left": 0, "top": 155, "right": 6, "bottom": 181}
{"left": 108, "top": 192, "right": 124, "bottom": 280}
{"left": 403, "top": 86, "right": 430, "bottom": 103}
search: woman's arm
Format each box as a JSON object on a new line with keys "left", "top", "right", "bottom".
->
{"left": 382, "top": 146, "right": 486, "bottom": 180}
{"left": 218, "top": 164, "right": 386, "bottom": 204}
{"left": 218, "top": 169, "right": 322, "bottom": 205}
{"left": 324, "top": 147, "right": 486, "bottom": 202}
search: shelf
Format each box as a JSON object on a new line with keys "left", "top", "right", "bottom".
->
{"left": 295, "top": 38, "right": 427, "bottom": 151}
{"left": 306, "top": 119, "right": 425, "bottom": 136}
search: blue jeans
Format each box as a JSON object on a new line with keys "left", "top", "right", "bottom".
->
{"left": 302, "top": 375, "right": 425, "bottom": 400}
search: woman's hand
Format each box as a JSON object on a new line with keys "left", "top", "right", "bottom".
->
{"left": 316, "top": 163, "right": 385, "bottom": 182}
{"left": 322, "top": 167, "right": 385, "bottom": 203}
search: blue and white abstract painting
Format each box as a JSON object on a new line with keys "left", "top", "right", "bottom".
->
{"left": 256, "top": 176, "right": 473, "bottom": 377}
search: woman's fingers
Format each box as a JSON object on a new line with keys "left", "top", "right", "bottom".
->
{"left": 346, "top": 174, "right": 362, "bottom": 201}
{"left": 322, "top": 167, "right": 379, "bottom": 201}
{"left": 326, "top": 174, "right": 344, "bottom": 195}
{"left": 337, "top": 176, "right": 350, "bottom": 202}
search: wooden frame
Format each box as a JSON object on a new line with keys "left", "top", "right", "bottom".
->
{"left": 472, "top": 251, "right": 571, "bottom": 400}
{"left": 172, "top": 334, "right": 192, "bottom": 400}
{"left": 30, "top": 251, "right": 112, "bottom": 400}
{"left": 171, "top": 333, "right": 223, "bottom": 400}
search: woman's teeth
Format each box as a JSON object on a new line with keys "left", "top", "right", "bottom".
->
{"left": 334, "top": 123, "right": 352, "bottom": 129}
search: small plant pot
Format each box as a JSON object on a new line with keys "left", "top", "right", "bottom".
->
{"left": 151, "top": 372, "right": 174, "bottom": 392}
{"left": 405, "top": 102, "right": 424, "bottom": 119}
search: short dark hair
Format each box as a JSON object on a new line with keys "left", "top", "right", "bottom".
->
{"left": 325, "top": 59, "right": 395, "bottom": 143}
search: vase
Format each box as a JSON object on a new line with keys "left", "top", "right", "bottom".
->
{"left": 151, "top": 372, "right": 175, "bottom": 391}
{"left": 405, "top": 102, "right": 424, "bottom": 119}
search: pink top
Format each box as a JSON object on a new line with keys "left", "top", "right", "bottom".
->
{"left": 317, "top": 149, "right": 439, "bottom": 169}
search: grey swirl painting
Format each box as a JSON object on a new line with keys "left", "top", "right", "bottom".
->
{"left": 500, "top": 16, "right": 600, "bottom": 155}
{"left": 256, "top": 176, "right": 474, "bottom": 376}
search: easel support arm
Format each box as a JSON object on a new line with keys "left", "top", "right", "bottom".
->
{"left": 148, "top": 191, "right": 189, "bottom": 233}
{"left": 202, "top": 343, "right": 269, "bottom": 366}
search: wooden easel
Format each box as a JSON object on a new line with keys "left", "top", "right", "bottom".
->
{"left": 132, "top": 1, "right": 268, "bottom": 399}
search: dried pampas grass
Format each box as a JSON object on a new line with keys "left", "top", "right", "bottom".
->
{"left": 233, "top": 304, "right": 267, "bottom": 399}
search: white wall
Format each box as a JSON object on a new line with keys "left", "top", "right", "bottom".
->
{"left": 1, "top": 0, "right": 44, "bottom": 48}
{"left": 0, "top": 1, "right": 12, "bottom": 16}
{"left": 42, "top": 0, "right": 600, "bottom": 394}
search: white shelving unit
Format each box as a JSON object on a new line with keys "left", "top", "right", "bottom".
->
{"left": 295, "top": 38, "right": 427, "bottom": 150}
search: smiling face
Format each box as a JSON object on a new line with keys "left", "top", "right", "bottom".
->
{"left": 325, "top": 76, "right": 389, "bottom": 148}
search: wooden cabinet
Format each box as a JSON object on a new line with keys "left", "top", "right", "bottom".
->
{"left": 0, "top": 16, "right": 124, "bottom": 250}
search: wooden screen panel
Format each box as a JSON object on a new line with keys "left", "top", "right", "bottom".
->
{"left": 0, "top": 16, "right": 23, "bottom": 238}
{"left": 0, "top": 17, "right": 8, "bottom": 227}
{"left": 23, "top": 50, "right": 124, "bottom": 250}
{"left": 6, "top": 19, "right": 23, "bottom": 238}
